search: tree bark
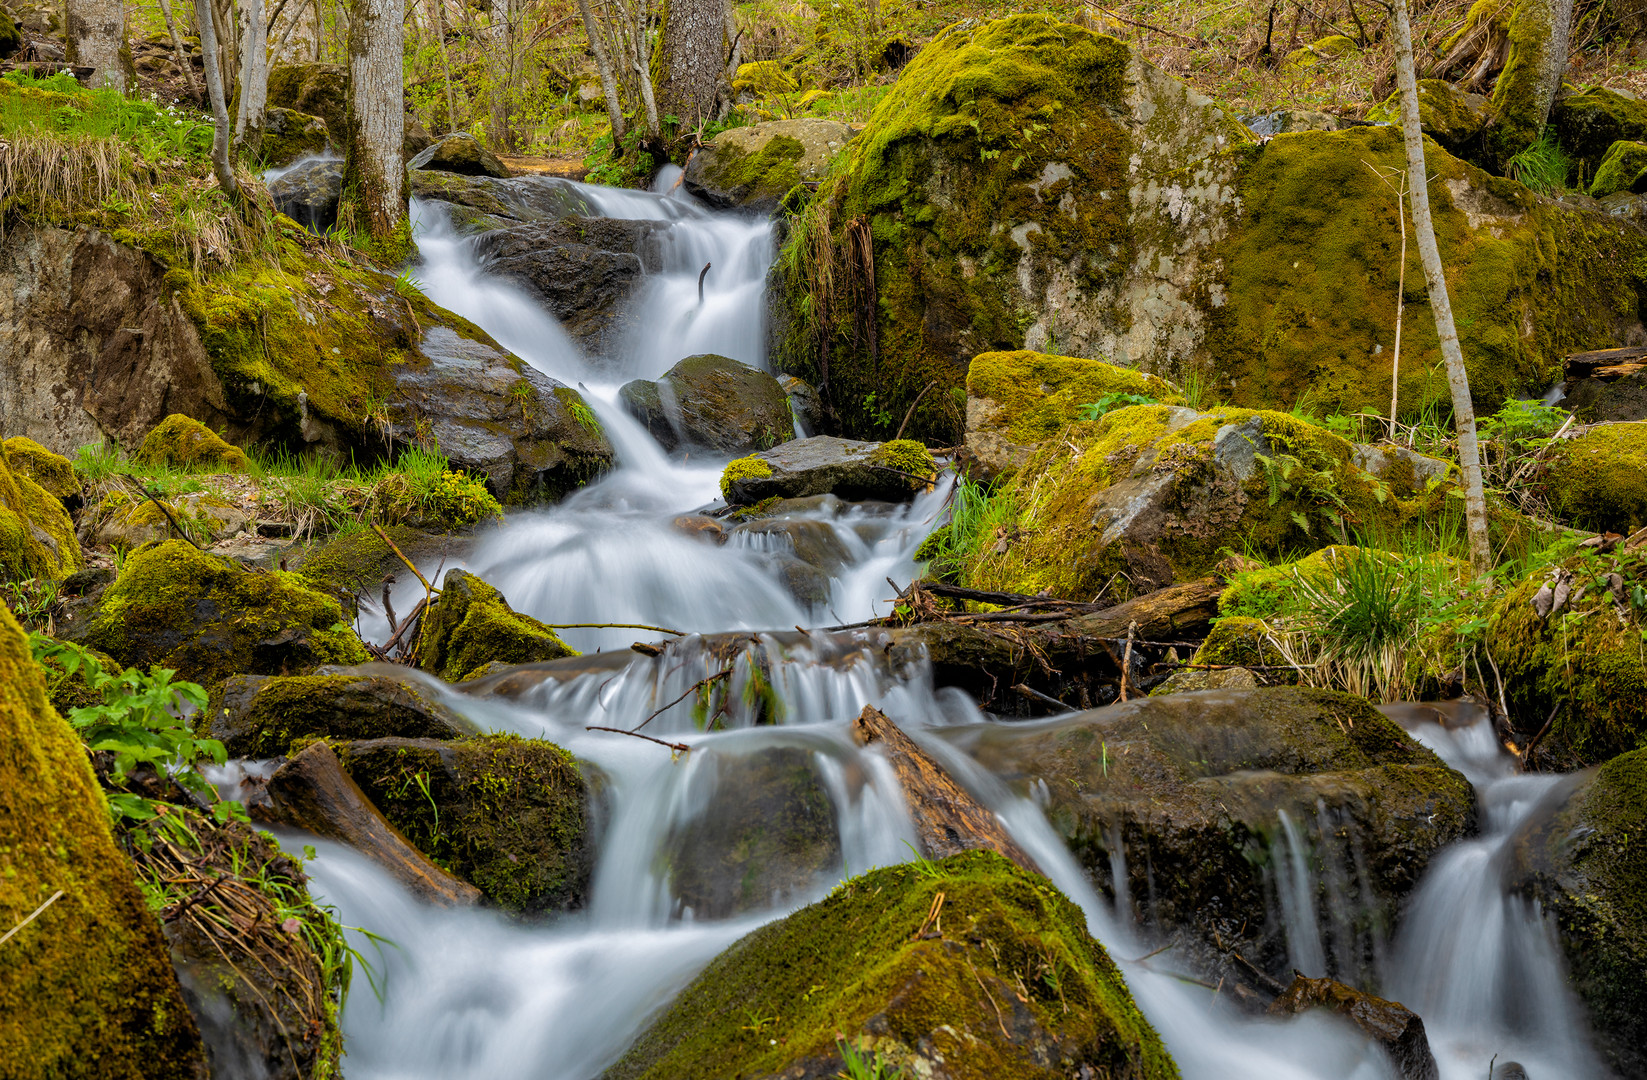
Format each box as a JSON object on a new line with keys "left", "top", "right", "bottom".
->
{"left": 156, "top": 0, "right": 201, "bottom": 98}
{"left": 576, "top": 0, "right": 625, "bottom": 139}
{"left": 1489, "top": 0, "right": 1575, "bottom": 165}
{"left": 65, "top": 0, "right": 126, "bottom": 90}
{"left": 343, "top": 0, "right": 408, "bottom": 251}
{"left": 194, "top": 0, "right": 239, "bottom": 197}
{"left": 234, "top": 0, "right": 270, "bottom": 152}
{"left": 1391, "top": 0, "right": 1493, "bottom": 572}
{"left": 656, "top": 0, "right": 726, "bottom": 129}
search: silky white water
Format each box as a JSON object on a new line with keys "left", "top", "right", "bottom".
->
{"left": 285, "top": 174, "right": 1598, "bottom": 1079}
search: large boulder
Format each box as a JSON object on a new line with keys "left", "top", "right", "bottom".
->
{"left": 266, "top": 62, "right": 347, "bottom": 139}
{"left": 958, "top": 687, "right": 1475, "bottom": 992}
{"left": 618, "top": 353, "right": 794, "bottom": 453}
{"left": 72, "top": 539, "right": 370, "bottom": 689}
{"left": 419, "top": 568, "right": 576, "bottom": 683}
{"left": 259, "top": 106, "right": 329, "bottom": 167}
{"left": 337, "top": 734, "right": 591, "bottom": 914}
{"left": 1506, "top": 748, "right": 1647, "bottom": 1077}
{"left": 408, "top": 132, "right": 510, "bottom": 177}
{"left": 1544, "top": 423, "right": 1647, "bottom": 533}
{"left": 772, "top": 16, "right": 1647, "bottom": 442}
{"left": 0, "top": 604, "right": 208, "bottom": 1079}
{"left": 600, "top": 850, "right": 1177, "bottom": 1080}
{"left": 0, "top": 447, "right": 81, "bottom": 582}
{"left": 411, "top": 171, "right": 595, "bottom": 233}
{"left": 1591, "top": 139, "right": 1647, "bottom": 197}
{"left": 3, "top": 435, "right": 78, "bottom": 503}
{"left": 683, "top": 118, "right": 857, "bottom": 212}
{"left": 1552, "top": 85, "right": 1647, "bottom": 181}
{"left": 268, "top": 156, "right": 342, "bottom": 233}
{"left": 1366, "top": 80, "right": 1491, "bottom": 161}
{"left": 719, "top": 435, "right": 936, "bottom": 504}
{"left": 204, "top": 672, "right": 473, "bottom": 757}
{"left": 134, "top": 413, "right": 249, "bottom": 471}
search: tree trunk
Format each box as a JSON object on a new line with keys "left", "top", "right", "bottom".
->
{"left": 234, "top": 0, "right": 269, "bottom": 152}
{"left": 65, "top": 0, "right": 126, "bottom": 90}
{"left": 1391, "top": 0, "right": 1493, "bottom": 572}
{"left": 611, "top": 0, "right": 659, "bottom": 136}
{"left": 576, "top": 0, "right": 624, "bottom": 139}
{"left": 194, "top": 0, "right": 238, "bottom": 197}
{"left": 656, "top": 0, "right": 725, "bottom": 129}
{"left": 1488, "top": 0, "right": 1575, "bottom": 165}
{"left": 212, "top": 0, "right": 237, "bottom": 108}
{"left": 343, "top": 0, "right": 407, "bottom": 251}
{"left": 156, "top": 0, "right": 201, "bottom": 98}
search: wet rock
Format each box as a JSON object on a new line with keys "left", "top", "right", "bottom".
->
{"left": 0, "top": 605, "right": 208, "bottom": 1079}
{"left": 1269, "top": 974, "right": 1439, "bottom": 1080}
{"left": 618, "top": 354, "right": 794, "bottom": 454}
{"left": 772, "top": 556, "right": 832, "bottom": 607}
{"left": 410, "top": 170, "right": 594, "bottom": 233}
{"left": 1492, "top": 1064, "right": 1531, "bottom": 1080}
{"left": 259, "top": 106, "right": 329, "bottom": 167}
{"left": 70, "top": 539, "right": 370, "bottom": 689}
{"left": 683, "top": 118, "right": 857, "bottom": 212}
{"left": 956, "top": 686, "right": 1475, "bottom": 993}
{"left": 408, "top": 132, "right": 510, "bottom": 177}
{"left": 1504, "top": 749, "right": 1647, "bottom": 1077}
{"left": 664, "top": 745, "right": 842, "bottom": 919}
{"left": 204, "top": 672, "right": 472, "bottom": 757}
{"left": 728, "top": 517, "right": 851, "bottom": 577}
{"left": 268, "top": 156, "right": 342, "bottom": 232}
{"left": 599, "top": 850, "right": 1177, "bottom": 1080}
{"left": 1243, "top": 107, "right": 1348, "bottom": 134}
{"left": 778, "top": 373, "right": 820, "bottom": 432}
{"left": 1149, "top": 665, "right": 1260, "bottom": 694}
{"left": 1563, "top": 368, "right": 1647, "bottom": 422}
{"left": 720, "top": 435, "right": 935, "bottom": 504}
{"left": 337, "top": 734, "right": 591, "bottom": 914}
{"left": 419, "top": 568, "right": 577, "bottom": 683}
{"left": 671, "top": 513, "right": 725, "bottom": 542}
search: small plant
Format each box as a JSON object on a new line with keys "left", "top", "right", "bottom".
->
{"left": 1077, "top": 391, "right": 1156, "bottom": 420}
{"left": 391, "top": 269, "right": 426, "bottom": 299}
{"left": 836, "top": 1036, "right": 905, "bottom": 1080}
{"left": 1508, "top": 128, "right": 1571, "bottom": 196}
{"left": 862, "top": 392, "right": 895, "bottom": 431}
{"left": 569, "top": 400, "right": 601, "bottom": 437}
{"left": 3, "top": 577, "right": 60, "bottom": 632}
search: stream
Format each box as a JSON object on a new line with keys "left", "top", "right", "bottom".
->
{"left": 287, "top": 169, "right": 1601, "bottom": 1080}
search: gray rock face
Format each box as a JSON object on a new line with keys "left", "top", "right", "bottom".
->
{"left": 724, "top": 435, "right": 928, "bottom": 503}
{"left": 268, "top": 156, "right": 342, "bottom": 233}
{"left": 618, "top": 354, "right": 793, "bottom": 453}
{"left": 410, "top": 171, "right": 594, "bottom": 233}
{"left": 777, "top": 374, "right": 819, "bottom": 432}
{"left": 474, "top": 218, "right": 665, "bottom": 362}
{"left": 408, "top": 132, "right": 510, "bottom": 178}
{"left": 683, "top": 118, "right": 857, "bottom": 212}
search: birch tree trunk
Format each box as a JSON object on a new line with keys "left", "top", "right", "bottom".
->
{"left": 1392, "top": 0, "right": 1492, "bottom": 572}
{"left": 656, "top": 0, "right": 726, "bottom": 129}
{"left": 65, "top": 0, "right": 126, "bottom": 90}
{"left": 576, "top": 0, "right": 624, "bottom": 139}
{"left": 343, "top": 0, "right": 408, "bottom": 251}
{"left": 156, "top": 0, "right": 200, "bottom": 97}
{"left": 194, "top": 0, "right": 238, "bottom": 197}
{"left": 234, "top": 0, "right": 269, "bottom": 151}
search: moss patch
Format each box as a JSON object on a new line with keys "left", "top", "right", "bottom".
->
{"left": 1552, "top": 85, "right": 1647, "bottom": 180}
{"left": 204, "top": 673, "right": 471, "bottom": 758}
{"left": 3, "top": 436, "right": 78, "bottom": 502}
{"left": 135, "top": 414, "right": 249, "bottom": 472}
{"left": 418, "top": 569, "right": 576, "bottom": 682}
{"left": 867, "top": 438, "right": 937, "bottom": 476}
{"left": 601, "top": 850, "right": 1177, "bottom": 1080}
{"left": 1591, "top": 140, "right": 1647, "bottom": 197}
{"left": 719, "top": 455, "right": 773, "bottom": 500}
{"left": 0, "top": 451, "right": 83, "bottom": 583}
{"left": 1545, "top": 423, "right": 1647, "bottom": 534}
{"left": 967, "top": 349, "right": 1182, "bottom": 447}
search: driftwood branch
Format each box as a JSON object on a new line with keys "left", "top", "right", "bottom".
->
{"left": 585, "top": 725, "right": 691, "bottom": 753}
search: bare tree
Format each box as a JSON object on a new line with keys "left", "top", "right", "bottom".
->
{"left": 610, "top": 0, "right": 660, "bottom": 136}
{"left": 65, "top": 0, "right": 126, "bottom": 90}
{"left": 656, "top": 0, "right": 727, "bottom": 129}
{"left": 194, "top": 0, "right": 238, "bottom": 197}
{"left": 342, "top": 0, "right": 408, "bottom": 249}
{"left": 235, "top": 0, "right": 270, "bottom": 152}
{"left": 1390, "top": 0, "right": 1492, "bottom": 571}
{"left": 576, "top": 0, "right": 625, "bottom": 140}
{"left": 155, "top": 0, "right": 200, "bottom": 98}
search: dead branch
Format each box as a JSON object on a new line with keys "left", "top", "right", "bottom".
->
{"left": 586, "top": 725, "right": 691, "bottom": 753}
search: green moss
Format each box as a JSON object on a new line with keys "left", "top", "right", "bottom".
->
{"left": 719, "top": 455, "right": 773, "bottom": 501}
{"left": 1592, "top": 140, "right": 1647, "bottom": 197}
{"left": 3, "top": 437, "right": 78, "bottom": 502}
{"left": 418, "top": 569, "right": 576, "bottom": 683}
{"left": 339, "top": 733, "right": 589, "bottom": 913}
{"left": 1545, "top": 423, "right": 1647, "bottom": 534}
{"left": 1193, "top": 614, "right": 1289, "bottom": 670}
{"left": 967, "top": 349, "right": 1183, "bottom": 447}
{"left": 602, "top": 850, "right": 1177, "bottom": 1080}
{"left": 203, "top": 673, "right": 469, "bottom": 757}
{"left": 1552, "top": 86, "right": 1647, "bottom": 180}
{"left": 1484, "top": 0, "right": 1564, "bottom": 167}
{"left": 1218, "top": 545, "right": 1370, "bottom": 618}
{"left": 78, "top": 539, "right": 369, "bottom": 689}
{"left": 0, "top": 603, "right": 207, "bottom": 1078}
{"left": 700, "top": 134, "right": 806, "bottom": 206}
{"left": 731, "top": 60, "right": 798, "bottom": 96}
{"left": 134, "top": 414, "right": 249, "bottom": 472}
{"left": 1281, "top": 34, "right": 1358, "bottom": 71}
{"left": 1366, "top": 80, "right": 1491, "bottom": 159}
{"left": 296, "top": 524, "right": 422, "bottom": 597}
{"left": 0, "top": 452, "right": 82, "bottom": 583}
{"left": 867, "top": 438, "right": 937, "bottom": 477}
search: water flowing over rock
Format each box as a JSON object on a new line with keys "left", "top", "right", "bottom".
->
{"left": 721, "top": 435, "right": 934, "bottom": 503}
{"left": 419, "top": 569, "right": 578, "bottom": 682}
{"left": 410, "top": 171, "right": 596, "bottom": 233}
{"left": 269, "top": 156, "right": 344, "bottom": 232}
{"left": 260, "top": 106, "right": 330, "bottom": 167}
{"left": 1268, "top": 974, "right": 1440, "bottom": 1080}
{"left": 618, "top": 353, "right": 794, "bottom": 453}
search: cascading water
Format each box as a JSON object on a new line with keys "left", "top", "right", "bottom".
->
{"left": 283, "top": 173, "right": 1603, "bottom": 1080}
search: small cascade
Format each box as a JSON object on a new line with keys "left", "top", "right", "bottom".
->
{"left": 1276, "top": 808, "right": 1328, "bottom": 978}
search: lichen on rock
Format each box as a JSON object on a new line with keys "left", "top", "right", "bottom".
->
{"left": 2, "top": 436, "right": 78, "bottom": 503}
{"left": 0, "top": 446, "right": 83, "bottom": 583}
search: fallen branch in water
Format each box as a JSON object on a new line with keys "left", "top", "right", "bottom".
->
{"left": 543, "top": 622, "right": 684, "bottom": 636}
{"left": 633, "top": 667, "right": 733, "bottom": 731}
{"left": 586, "top": 725, "right": 691, "bottom": 753}
{"left": 371, "top": 522, "right": 438, "bottom": 595}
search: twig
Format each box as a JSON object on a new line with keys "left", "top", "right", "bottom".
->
{"left": 1088, "top": 2, "right": 1206, "bottom": 44}
{"left": 585, "top": 725, "right": 691, "bottom": 753}
{"left": 542, "top": 622, "right": 685, "bottom": 635}
{"left": 696, "top": 261, "right": 711, "bottom": 306}
{"left": 1013, "top": 683, "right": 1074, "bottom": 711}
{"left": 381, "top": 596, "right": 428, "bottom": 655}
{"left": 912, "top": 890, "right": 945, "bottom": 939}
{"left": 370, "top": 522, "right": 438, "bottom": 595}
{"left": 119, "top": 474, "right": 205, "bottom": 551}
{"left": 893, "top": 380, "right": 938, "bottom": 441}
{"left": 634, "top": 667, "right": 733, "bottom": 731}
{"left": 1119, "top": 621, "right": 1138, "bottom": 701}
{"left": 0, "top": 889, "right": 64, "bottom": 948}
{"left": 965, "top": 957, "right": 1011, "bottom": 1039}
{"left": 1520, "top": 701, "right": 1563, "bottom": 762}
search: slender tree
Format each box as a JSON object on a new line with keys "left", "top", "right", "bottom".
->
{"left": 155, "top": 0, "right": 200, "bottom": 98}
{"left": 656, "top": 0, "right": 727, "bottom": 129}
{"left": 342, "top": 0, "right": 408, "bottom": 252}
{"left": 194, "top": 0, "right": 238, "bottom": 197}
{"left": 576, "top": 0, "right": 625, "bottom": 140}
{"left": 1390, "top": 0, "right": 1492, "bottom": 571}
{"left": 65, "top": 0, "right": 126, "bottom": 90}
{"left": 234, "top": 0, "right": 270, "bottom": 152}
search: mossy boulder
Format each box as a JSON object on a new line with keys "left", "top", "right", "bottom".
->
{"left": 0, "top": 10, "right": 20, "bottom": 58}
{"left": 259, "top": 106, "right": 329, "bottom": 167}
{"left": 410, "top": 170, "right": 596, "bottom": 233}
{"left": 134, "top": 413, "right": 250, "bottom": 472}
{"left": 266, "top": 62, "right": 347, "bottom": 139}
{"left": 267, "top": 156, "right": 342, "bottom": 232}
{"left": 1552, "top": 85, "right": 1647, "bottom": 180}
{"left": 337, "top": 733, "right": 590, "bottom": 914}
{"left": 418, "top": 569, "right": 576, "bottom": 683}
{"left": 1366, "top": 79, "right": 1492, "bottom": 160}
{"left": 964, "top": 349, "right": 1182, "bottom": 478}
{"left": 0, "top": 447, "right": 82, "bottom": 583}
{"left": 618, "top": 353, "right": 795, "bottom": 454}
{"left": 3, "top": 436, "right": 78, "bottom": 502}
{"left": 407, "top": 132, "right": 510, "bottom": 178}
{"left": 1544, "top": 423, "right": 1647, "bottom": 534}
{"left": 0, "top": 603, "right": 207, "bottom": 1079}
{"left": 293, "top": 524, "right": 459, "bottom": 600}
{"left": 1505, "top": 748, "right": 1647, "bottom": 1077}
{"left": 88, "top": 490, "right": 250, "bottom": 548}
{"left": 1590, "top": 139, "right": 1647, "bottom": 197}
{"left": 204, "top": 672, "right": 473, "bottom": 757}
{"left": 73, "top": 540, "right": 369, "bottom": 689}
{"left": 1193, "top": 613, "right": 1291, "bottom": 670}
{"left": 682, "top": 119, "right": 856, "bottom": 212}
{"left": 961, "top": 405, "right": 1440, "bottom": 601}
{"left": 600, "top": 850, "right": 1177, "bottom": 1080}
{"left": 961, "top": 686, "right": 1474, "bottom": 992}
{"left": 1280, "top": 33, "right": 1358, "bottom": 72}
{"left": 720, "top": 435, "right": 936, "bottom": 504}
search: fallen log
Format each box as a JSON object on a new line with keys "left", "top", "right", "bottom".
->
{"left": 851, "top": 704, "right": 1042, "bottom": 875}
{"left": 1565, "top": 345, "right": 1647, "bottom": 380}
{"left": 255, "top": 741, "right": 482, "bottom": 907}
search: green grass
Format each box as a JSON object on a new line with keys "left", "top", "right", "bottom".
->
{"left": 1507, "top": 127, "right": 1572, "bottom": 196}
{"left": 915, "top": 473, "right": 1019, "bottom": 581}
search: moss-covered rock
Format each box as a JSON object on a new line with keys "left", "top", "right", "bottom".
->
{"left": 720, "top": 435, "right": 935, "bottom": 505}
{"left": 1552, "top": 85, "right": 1647, "bottom": 180}
{"left": 617, "top": 353, "right": 794, "bottom": 453}
{"left": 1544, "top": 423, "right": 1647, "bottom": 534}
{"left": 964, "top": 349, "right": 1182, "bottom": 478}
{"left": 1281, "top": 33, "right": 1358, "bottom": 71}
{"left": 338, "top": 733, "right": 590, "bottom": 914}
{"left": 204, "top": 672, "right": 473, "bottom": 757}
{"left": 963, "top": 687, "right": 1474, "bottom": 992}
{"left": 408, "top": 132, "right": 510, "bottom": 178}
{"left": 74, "top": 539, "right": 369, "bottom": 689}
{"left": 259, "top": 105, "right": 329, "bottom": 167}
{"left": 1591, "top": 139, "right": 1647, "bottom": 197}
{"left": 601, "top": 850, "right": 1177, "bottom": 1080}
{"left": 3, "top": 436, "right": 78, "bottom": 503}
{"left": 0, "top": 10, "right": 21, "bottom": 58}
{"left": 266, "top": 62, "right": 347, "bottom": 139}
{"left": 1506, "top": 748, "right": 1647, "bottom": 1077}
{"left": 0, "top": 447, "right": 82, "bottom": 583}
{"left": 418, "top": 569, "right": 576, "bottom": 683}
{"left": 0, "top": 603, "right": 207, "bottom": 1079}
{"left": 1365, "top": 79, "right": 1492, "bottom": 161}
{"left": 87, "top": 490, "right": 250, "bottom": 549}
{"left": 134, "top": 413, "right": 249, "bottom": 472}
{"left": 682, "top": 119, "right": 856, "bottom": 212}
{"left": 1193, "top": 613, "right": 1291, "bottom": 670}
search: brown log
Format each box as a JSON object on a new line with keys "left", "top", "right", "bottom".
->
{"left": 851, "top": 705, "right": 1042, "bottom": 876}
{"left": 1565, "top": 346, "right": 1647, "bottom": 380}
{"left": 1269, "top": 973, "right": 1439, "bottom": 1080}
{"left": 256, "top": 742, "right": 482, "bottom": 907}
